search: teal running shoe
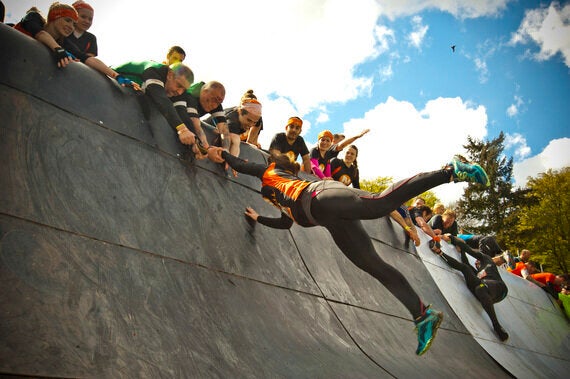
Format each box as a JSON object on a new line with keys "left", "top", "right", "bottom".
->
{"left": 450, "top": 155, "right": 490, "bottom": 187}
{"left": 415, "top": 308, "right": 443, "bottom": 356}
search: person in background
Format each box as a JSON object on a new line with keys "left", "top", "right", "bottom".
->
{"left": 112, "top": 46, "right": 188, "bottom": 86}
{"left": 175, "top": 80, "right": 227, "bottom": 156}
{"left": 14, "top": 2, "right": 139, "bottom": 90}
{"left": 139, "top": 62, "right": 202, "bottom": 155}
{"left": 409, "top": 204, "right": 441, "bottom": 243}
{"left": 269, "top": 117, "right": 312, "bottom": 173}
{"left": 530, "top": 272, "right": 567, "bottom": 298}
{"left": 206, "top": 89, "right": 262, "bottom": 159}
{"left": 163, "top": 45, "right": 186, "bottom": 65}
{"left": 429, "top": 209, "right": 458, "bottom": 242}
{"left": 67, "top": 1, "right": 96, "bottom": 57}
{"left": 432, "top": 203, "right": 445, "bottom": 215}
{"left": 238, "top": 90, "right": 264, "bottom": 148}
{"left": 411, "top": 197, "right": 425, "bottom": 207}
{"left": 331, "top": 145, "right": 360, "bottom": 188}
{"left": 456, "top": 234, "right": 504, "bottom": 258}
{"left": 333, "top": 133, "right": 345, "bottom": 144}
{"left": 514, "top": 249, "right": 531, "bottom": 263}
{"left": 310, "top": 129, "right": 369, "bottom": 180}
{"left": 557, "top": 283, "right": 570, "bottom": 319}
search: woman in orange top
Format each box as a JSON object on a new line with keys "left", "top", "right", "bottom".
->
{"left": 208, "top": 147, "right": 491, "bottom": 355}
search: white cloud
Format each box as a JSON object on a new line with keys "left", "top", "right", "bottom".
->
{"left": 474, "top": 58, "right": 490, "bottom": 83}
{"left": 505, "top": 133, "right": 531, "bottom": 160}
{"left": 407, "top": 16, "right": 429, "bottom": 49}
{"left": 316, "top": 112, "right": 330, "bottom": 124}
{"left": 510, "top": 2, "right": 570, "bottom": 66}
{"left": 338, "top": 96, "right": 488, "bottom": 205}
{"left": 379, "top": 64, "right": 394, "bottom": 82}
{"left": 506, "top": 94, "right": 524, "bottom": 118}
{"left": 513, "top": 138, "right": 570, "bottom": 187}
{"left": 374, "top": 25, "right": 397, "bottom": 56}
{"left": 379, "top": 0, "right": 512, "bottom": 19}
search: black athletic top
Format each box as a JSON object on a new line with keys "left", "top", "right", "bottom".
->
{"left": 269, "top": 133, "right": 309, "bottom": 163}
{"left": 141, "top": 65, "right": 184, "bottom": 130}
{"left": 330, "top": 157, "right": 359, "bottom": 188}
{"left": 67, "top": 30, "right": 97, "bottom": 56}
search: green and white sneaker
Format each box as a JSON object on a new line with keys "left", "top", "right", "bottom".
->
{"left": 450, "top": 155, "right": 490, "bottom": 187}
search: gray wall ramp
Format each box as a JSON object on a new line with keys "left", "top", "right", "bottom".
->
{"left": 1, "top": 23, "right": 516, "bottom": 377}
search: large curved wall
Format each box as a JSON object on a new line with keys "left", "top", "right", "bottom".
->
{"left": 1, "top": 24, "right": 568, "bottom": 378}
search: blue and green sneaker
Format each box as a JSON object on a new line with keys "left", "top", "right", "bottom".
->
{"left": 450, "top": 155, "right": 490, "bottom": 187}
{"left": 415, "top": 308, "right": 444, "bottom": 356}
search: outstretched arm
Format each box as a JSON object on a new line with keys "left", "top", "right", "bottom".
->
{"left": 336, "top": 129, "right": 370, "bottom": 151}
{"left": 245, "top": 207, "right": 294, "bottom": 229}
{"left": 414, "top": 215, "right": 438, "bottom": 240}
{"left": 208, "top": 148, "right": 267, "bottom": 178}
{"left": 390, "top": 210, "right": 420, "bottom": 246}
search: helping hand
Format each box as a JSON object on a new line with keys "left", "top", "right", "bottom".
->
{"left": 207, "top": 146, "right": 225, "bottom": 163}
{"left": 53, "top": 47, "right": 77, "bottom": 68}
{"left": 116, "top": 75, "right": 141, "bottom": 91}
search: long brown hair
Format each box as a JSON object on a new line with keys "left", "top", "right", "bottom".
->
{"left": 269, "top": 152, "right": 300, "bottom": 175}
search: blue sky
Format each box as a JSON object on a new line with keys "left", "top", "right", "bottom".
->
{"left": 5, "top": 0, "right": 569, "bottom": 204}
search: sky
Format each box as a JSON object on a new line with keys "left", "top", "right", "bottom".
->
{"left": 4, "top": 0, "right": 570, "bottom": 205}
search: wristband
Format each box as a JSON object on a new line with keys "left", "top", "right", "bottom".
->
{"left": 116, "top": 75, "right": 133, "bottom": 86}
{"left": 433, "top": 235, "right": 441, "bottom": 242}
{"left": 53, "top": 47, "right": 75, "bottom": 62}
{"left": 175, "top": 124, "right": 186, "bottom": 131}
{"left": 404, "top": 226, "right": 411, "bottom": 231}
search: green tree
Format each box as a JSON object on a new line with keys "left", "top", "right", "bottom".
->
{"left": 360, "top": 177, "right": 439, "bottom": 207}
{"left": 456, "top": 132, "right": 525, "bottom": 243}
{"left": 360, "top": 176, "right": 393, "bottom": 193}
{"left": 514, "top": 168, "right": 570, "bottom": 273}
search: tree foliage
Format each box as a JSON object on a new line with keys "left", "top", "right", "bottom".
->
{"left": 359, "top": 176, "right": 393, "bottom": 193}
{"left": 360, "top": 177, "right": 439, "bottom": 207}
{"left": 456, "top": 132, "right": 527, "bottom": 241}
{"left": 513, "top": 168, "right": 570, "bottom": 273}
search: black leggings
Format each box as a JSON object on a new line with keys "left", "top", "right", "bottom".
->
{"left": 310, "top": 169, "right": 452, "bottom": 319}
{"left": 440, "top": 252, "right": 507, "bottom": 329}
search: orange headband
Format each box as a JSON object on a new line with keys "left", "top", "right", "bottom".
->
{"left": 48, "top": 8, "right": 79, "bottom": 22}
{"left": 286, "top": 117, "right": 303, "bottom": 128}
{"left": 73, "top": 1, "right": 94, "bottom": 12}
{"left": 318, "top": 130, "right": 333, "bottom": 141}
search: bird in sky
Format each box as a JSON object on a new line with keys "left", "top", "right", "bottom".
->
{"left": 451, "top": 45, "right": 456, "bottom": 52}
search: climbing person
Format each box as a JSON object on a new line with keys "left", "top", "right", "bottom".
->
{"left": 429, "top": 235, "right": 509, "bottom": 341}
{"left": 207, "top": 146, "right": 491, "bottom": 355}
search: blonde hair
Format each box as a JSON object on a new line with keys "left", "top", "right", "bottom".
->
{"left": 433, "top": 203, "right": 445, "bottom": 215}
